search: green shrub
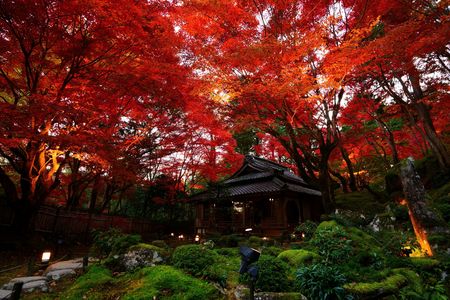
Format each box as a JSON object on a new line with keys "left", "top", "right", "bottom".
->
{"left": 91, "top": 228, "right": 124, "bottom": 257}
{"left": 278, "top": 250, "right": 320, "bottom": 267}
{"left": 172, "top": 244, "right": 219, "bottom": 277}
{"left": 262, "top": 246, "right": 283, "bottom": 257}
{"left": 296, "top": 264, "right": 351, "bottom": 300}
{"left": 310, "top": 222, "right": 352, "bottom": 264}
{"left": 253, "top": 255, "right": 293, "bottom": 292}
{"left": 295, "top": 220, "right": 317, "bottom": 241}
{"left": 63, "top": 265, "right": 113, "bottom": 299}
{"left": 91, "top": 228, "right": 141, "bottom": 257}
{"left": 122, "top": 266, "right": 220, "bottom": 300}
{"left": 110, "top": 234, "right": 141, "bottom": 256}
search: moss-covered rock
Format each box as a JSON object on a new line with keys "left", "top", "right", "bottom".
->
{"left": 277, "top": 250, "right": 320, "bottom": 267}
{"left": 121, "top": 243, "right": 167, "bottom": 271}
{"left": 344, "top": 273, "right": 408, "bottom": 297}
{"left": 408, "top": 257, "right": 439, "bottom": 269}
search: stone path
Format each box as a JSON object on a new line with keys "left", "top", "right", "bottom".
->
{"left": 0, "top": 258, "right": 83, "bottom": 299}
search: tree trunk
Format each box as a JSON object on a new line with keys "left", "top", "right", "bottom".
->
{"left": 340, "top": 144, "right": 358, "bottom": 191}
{"left": 330, "top": 168, "right": 349, "bottom": 193}
{"left": 414, "top": 102, "right": 450, "bottom": 169}
{"left": 318, "top": 151, "right": 335, "bottom": 214}
{"left": 400, "top": 158, "right": 448, "bottom": 255}
{"left": 89, "top": 176, "right": 101, "bottom": 213}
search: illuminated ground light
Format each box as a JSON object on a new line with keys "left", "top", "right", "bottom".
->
{"left": 41, "top": 251, "right": 51, "bottom": 263}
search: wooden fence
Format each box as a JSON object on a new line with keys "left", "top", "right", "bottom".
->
{"left": 0, "top": 205, "right": 193, "bottom": 240}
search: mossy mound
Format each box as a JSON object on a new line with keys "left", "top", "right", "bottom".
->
{"left": 122, "top": 266, "right": 221, "bottom": 300}
{"left": 277, "top": 249, "right": 320, "bottom": 267}
{"left": 61, "top": 265, "right": 220, "bottom": 300}
{"left": 62, "top": 265, "right": 113, "bottom": 300}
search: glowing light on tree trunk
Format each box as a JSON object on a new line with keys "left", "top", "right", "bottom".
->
{"left": 400, "top": 199, "right": 433, "bottom": 256}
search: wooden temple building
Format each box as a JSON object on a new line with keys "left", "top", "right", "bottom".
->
{"left": 191, "top": 155, "right": 323, "bottom": 237}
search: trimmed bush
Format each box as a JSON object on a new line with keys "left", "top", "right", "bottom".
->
{"left": 278, "top": 249, "right": 320, "bottom": 267}
{"left": 253, "top": 255, "right": 293, "bottom": 292}
{"left": 172, "top": 244, "right": 219, "bottom": 277}
{"left": 296, "top": 264, "right": 350, "bottom": 300}
{"left": 310, "top": 222, "right": 352, "bottom": 264}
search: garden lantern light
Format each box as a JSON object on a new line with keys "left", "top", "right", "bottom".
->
{"left": 41, "top": 251, "right": 51, "bottom": 264}
{"left": 239, "top": 246, "right": 260, "bottom": 300}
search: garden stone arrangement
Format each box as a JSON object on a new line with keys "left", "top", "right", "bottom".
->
{"left": 0, "top": 258, "right": 83, "bottom": 298}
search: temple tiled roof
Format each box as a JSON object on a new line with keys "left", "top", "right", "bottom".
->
{"left": 190, "top": 155, "right": 321, "bottom": 201}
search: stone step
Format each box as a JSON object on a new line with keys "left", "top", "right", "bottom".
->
{"left": 2, "top": 276, "right": 46, "bottom": 290}
{"left": 45, "top": 258, "right": 83, "bottom": 273}
{"left": 0, "top": 289, "right": 12, "bottom": 300}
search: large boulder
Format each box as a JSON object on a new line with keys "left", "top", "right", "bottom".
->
{"left": 121, "top": 243, "right": 166, "bottom": 271}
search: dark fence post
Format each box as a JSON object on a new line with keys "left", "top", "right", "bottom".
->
{"left": 84, "top": 213, "right": 92, "bottom": 242}
{"left": 11, "top": 282, "right": 23, "bottom": 300}
{"left": 52, "top": 206, "right": 60, "bottom": 234}
{"left": 82, "top": 256, "right": 89, "bottom": 272}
